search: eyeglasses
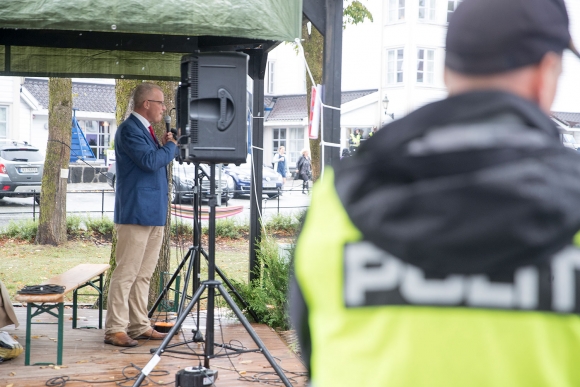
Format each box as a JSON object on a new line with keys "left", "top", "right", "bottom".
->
{"left": 148, "top": 100, "right": 166, "bottom": 107}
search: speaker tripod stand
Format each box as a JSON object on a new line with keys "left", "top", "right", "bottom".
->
{"left": 133, "top": 163, "right": 292, "bottom": 387}
{"left": 148, "top": 163, "right": 258, "bottom": 349}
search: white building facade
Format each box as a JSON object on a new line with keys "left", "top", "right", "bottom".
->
{"left": 379, "top": 0, "right": 580, "bottom": 124}
{"left": 0, "top": 77, "right": 39, "bottom": 145}
{"left": 0, "top": 77, "right": 117, "bottom": 162}
{"left": 379, "top": 0, "right": 452, "bottom": 121}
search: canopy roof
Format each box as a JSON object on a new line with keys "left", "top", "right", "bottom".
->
{"left": 0, "top": 0, "right": 302, "bottom": 80}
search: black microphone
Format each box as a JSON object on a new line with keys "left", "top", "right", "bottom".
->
{"left": 164, "top": 115, "right": 171, "bottom": 133}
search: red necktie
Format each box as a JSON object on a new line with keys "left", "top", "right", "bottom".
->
{"left": 148, "top": 125, "right": 158, "bottom": 144}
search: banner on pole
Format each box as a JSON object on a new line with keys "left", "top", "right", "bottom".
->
{"left": 308, "top": 84, "right": 322, "bottom": 139}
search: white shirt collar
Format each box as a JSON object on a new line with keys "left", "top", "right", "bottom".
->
{"left": 132, "top": 112, "right": 151, "bottom": 129}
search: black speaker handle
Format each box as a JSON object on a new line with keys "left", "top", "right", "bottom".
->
{"left": 217, "top": 88, "right": 234, "bottom": 131}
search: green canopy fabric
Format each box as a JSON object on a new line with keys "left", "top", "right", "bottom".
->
{"left": 0, "top": 0, "right": 302, "bottom": 79}
{"left": 0, "top": 0, "right": 301, "bottom": 41}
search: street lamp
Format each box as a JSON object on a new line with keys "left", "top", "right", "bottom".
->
{"left": 382, "top": 95, "right": 394, "bottom": 120}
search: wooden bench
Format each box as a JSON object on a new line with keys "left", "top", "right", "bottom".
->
{"left": 14, "top": 263, "right": 110, "bottom": 366}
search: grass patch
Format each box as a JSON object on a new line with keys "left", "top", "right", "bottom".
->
{"left": 0, "top": 241, "right": 110, "bottom": 302}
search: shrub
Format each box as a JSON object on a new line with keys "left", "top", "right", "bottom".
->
{"left": 214, "top": 218, "right": 248, "bottom": 239}
{"left": 230, "top": 236, "right": 293, "bottom": 330}
{"left": 66, "top": 215, "right": 84, "bottom": 236}
{"left": 264, "top": 211, "right": 305, "bottom": 235}
{"left": 1, "top": 219, "right": 38, "bottom": 242}
{"left": 170, "top": 221, "right": 194, "bottom": 239}
{"left": 85, "top": 216, "right": 114, "bottom": 237}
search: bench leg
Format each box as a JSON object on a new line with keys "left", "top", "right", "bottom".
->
{"left": 98, "top": 273, "right": 104, "bottom": 329}
{"left": 73, "top": 288, "right": 78, "bottom": 329}
{"left": 57, "top": 302, "right": 64, "bottom": 365}
{"left": 24, "top": 303, "right": 32, "bottom": 366}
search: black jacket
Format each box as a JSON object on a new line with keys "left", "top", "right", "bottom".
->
{"left": 334, "top": 90, "right": 580, "bottom": 277}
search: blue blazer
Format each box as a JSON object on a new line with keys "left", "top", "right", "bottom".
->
{"left": 114, "top": 114, "right": 176, "bottom": 226}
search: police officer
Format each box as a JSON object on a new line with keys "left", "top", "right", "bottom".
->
{"left": 290, "top": 0, "right": 580, "bottom": 386}
{"left": 348, "top": 129, "right": 362, "bottom": 152}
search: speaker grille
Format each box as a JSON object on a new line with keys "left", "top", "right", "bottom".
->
{"left": 189, "top": 60, "right": 199, "bottom": 144}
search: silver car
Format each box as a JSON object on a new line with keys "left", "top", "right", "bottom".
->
{"left": 0, "top": 140, "right": 44, "bottom": 203}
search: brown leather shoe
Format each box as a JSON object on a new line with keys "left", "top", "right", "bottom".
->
{"left": 133, "top": 328, "right": 168, "bottom": 340}
{"left": 104, "top": 332, "right": 138, "bottom": 347}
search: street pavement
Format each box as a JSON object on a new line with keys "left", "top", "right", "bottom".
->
{"left": 0, "top": 180, "right": 311, "bottom": 228}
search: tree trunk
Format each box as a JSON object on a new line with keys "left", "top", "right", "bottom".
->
{"left": 303, "top": 2, "right": 372, "bottom": 180}
{"left": 36, "top": 78, "right": 72, "bottom": 246}
{"left": 303, "top": 18, "right": 324, "bottom": 181}
{"left": 103, "top": 80, "right": 177, "bottom": 311}
{"left": 147, "top": 80, "right": 177, "bottom": 308}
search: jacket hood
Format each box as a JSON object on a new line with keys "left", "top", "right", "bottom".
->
{"left": 335, "top": 91, "right": 580, "bottom": 276}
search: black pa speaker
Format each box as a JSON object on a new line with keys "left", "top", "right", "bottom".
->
{"left": 177, "top": 52, "right": 249, "bottom": 164}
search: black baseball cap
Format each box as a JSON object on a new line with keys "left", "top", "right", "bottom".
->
{"left": 445, "top": 0, "right": 580, "bottom": 75}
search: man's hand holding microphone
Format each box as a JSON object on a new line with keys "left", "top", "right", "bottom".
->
{"left": 162, "top": 115, "right": 178, "bottom": 145}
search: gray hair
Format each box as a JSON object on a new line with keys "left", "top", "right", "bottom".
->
{"left": 133, "top": 82, "right": 162, "bottom": 109}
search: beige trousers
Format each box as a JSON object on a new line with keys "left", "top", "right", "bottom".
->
{"left": 105, "top": 224, "right": 164, "bottom": 337}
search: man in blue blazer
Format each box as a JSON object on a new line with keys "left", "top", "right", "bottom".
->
{"left": 104, "top": 82, "right": 177, "bottom": 347}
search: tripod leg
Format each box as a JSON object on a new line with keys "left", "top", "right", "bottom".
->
{"left": 133, "top": 282, "right": 208, "bottom": 387}
{"left": 217, "top": 283, "right": 294, "bottom": 387}
{"left": 148, "top": 248, "right": 193, "bottom": 318}
{"left": 177, "top": 248, "right": 197, "bottom": 316}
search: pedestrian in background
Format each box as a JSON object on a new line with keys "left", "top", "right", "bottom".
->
{"left": 273, "top": 145, "right": 289, "bottom": 194}
{"left": 349, "top": 129, "right": 362, "bottom": 153}
{"left": 295, "top": 148, "right": 312, "bottom": 194}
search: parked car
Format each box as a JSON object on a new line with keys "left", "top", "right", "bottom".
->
{"left": 223, "top": 163, "right": 283, "bottom": 198}
{"left": 0, "top": 140, "right": 44, "bottom": 203}
{"left": 561, "top": 133, "right": 580, "bottom": 151}
{"left": 105, "top": 162, "right": 117, "bottom": 189}
{"left": 171, "top": 163, "right": 234, "bottom": 204}
{"left": 106, "top": 162, "right": 234, "bottom": 204}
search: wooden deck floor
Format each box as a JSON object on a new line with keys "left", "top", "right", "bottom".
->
{"left": 0, "top": 306, "right": 307, "bottom": 387}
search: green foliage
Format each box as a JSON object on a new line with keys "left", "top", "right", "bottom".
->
{"left": 343, "top": 0, "right": 373, "bottom": 27}
{"left": 264, "top": 212, "right": 305, "bottom": 235}
{"left": 231, "top": 237, "right": 293, "bottom": 330}
{"left": 66, "top": 215, "right": 84, "bottom": 236}
{"left": 170, "top": 221, "right": 194, "bottom": 238}
{"left": 1, "top": 220, "right": 38, "bottom": 242}
{"left": 214, "top": 218, "right": 248, "bottom": 239}
{"left": 85, "top": 216, "right": 114, "bottom": 237}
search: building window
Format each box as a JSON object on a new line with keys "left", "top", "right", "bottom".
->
{"left": 0, "top": 107, "right": 6, "bottom": 138}
{"left": 81, "top": 120, "right": 111, "bottom": 161}
{"left": 419, "top": 0, "right": 436, "bottom": 21}
{"left": 287, "top": 128, "right": 304, "bottom": 165}
{"left": 447, "top": 0, "right": 461, "bottom": 23}
{"left": 273, "top": 128, "right": 286, "bottom": 159}
{"left": 267, "top": 61, "right": 275, "bottom": 94}
{"left": 387, "top": 48, "right": 405, "bottom": 84}
{"left": 417, "top": 49, "right": 435, "bottom": 84}
{"left": 388, "top": 0, "right": 405, "bottom": 22}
